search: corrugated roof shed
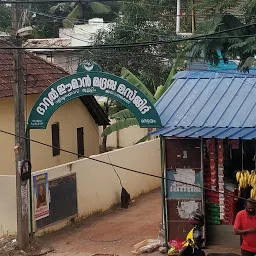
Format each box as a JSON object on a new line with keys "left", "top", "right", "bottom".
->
{"left": 0, "top": 40, "right": 109, "bottom": 125}
{"left": 150, "top": 127, "right": 256, "bottom": 140}
{"left": 155, "top": 70, "right": 256, "bottom": 129}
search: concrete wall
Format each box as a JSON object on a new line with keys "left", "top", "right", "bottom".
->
{"left": 35, "top": 53, "right": 80, "bottom": 74}
{"left": 99, "top": 120, "right": 155, "bottom": 149}
{"left": 0, "top": 176, "right": 16, "bottom": 236}
{"left": 0, "top": 139, "right": 161, "bottom": 236}
{"left": 59, "top": 20, "right": 112, "bottom": 46}
{"left": 0, "top": 95, "right": 100, "bottom": 175}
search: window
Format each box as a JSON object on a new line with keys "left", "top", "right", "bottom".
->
{"left": 77, "top": 127, "right": 84, "bottom": 157}
{"left": 46, "top": 55, "right": 54, "bottom": 63}
{"left": 52, "top": 123, "right": 60, "bottom": 156}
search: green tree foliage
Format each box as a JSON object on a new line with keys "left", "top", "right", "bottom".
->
{"left": 0, "top": 2, "right": 62, "bottom": 38}
{"left": 30, "top": 2, "right": 66, "bottom": 38}
{"left": 189, "top": 0, "right": 256, "bottom": 71}
{"left": 0, "top": 4, "right": 11, "bottom": 33}
{"left": 51, "top": 1, "right": 120, "bottom": 28}
{"left": 90, "top": 0, "right": 187, "bottom": 93}
{"left": 89, "top": 0, "right": 187, "bottom": 143}
{"left": 0, "top": 1, "right": 120, "bottom": 38}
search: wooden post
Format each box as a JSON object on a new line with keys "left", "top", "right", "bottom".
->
{"left": 11, "top": 1, "right": 29, "bottom": 250}
{"left": 191, "top": 0, "right": 195, "bottom": 34}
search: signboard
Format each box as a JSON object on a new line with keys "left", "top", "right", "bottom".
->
{"left": 77, "top": 60, "right": 101, "bottom": 73}
{"left": 167, "top": 168, "right": 202, "bottom": 200}
{"left": 36, "top": 174, "right": 78, "bottom": 229}
{"left": 27, "top": 71, "right": 162, "bottom": 129}
{"left": 33, "top": 172, "right": 49, "bottom": 221}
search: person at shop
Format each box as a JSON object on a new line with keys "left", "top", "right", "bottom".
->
{"left": 236, "top": 187, "right": 252, "bottom": 212}
{"left": 234, "top": 199, "right": 256, "bottom": 256}
{"left": 234, "top": 186, "right": 253, "bottom": 245}
{"left": 234, "top": 146, "right": 254, "bottom": 244}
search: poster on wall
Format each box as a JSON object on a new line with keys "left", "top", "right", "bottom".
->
{"left": 167, "top": 168, "right": 203, "bottom": 200}
{"left": 33, "top": 172, "right": 49, "bottom": 220}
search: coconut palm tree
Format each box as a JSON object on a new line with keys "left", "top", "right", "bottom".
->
{"left": 51, "top": 1, "right": 120, "bottom": 28}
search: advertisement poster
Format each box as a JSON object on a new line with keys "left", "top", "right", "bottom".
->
{"left": 167, "top": 168, "right": 202, "bottom": 200}
{"left": 33, "top": 172, "right": 49, "bottom": 220}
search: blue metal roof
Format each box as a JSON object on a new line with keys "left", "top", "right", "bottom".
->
{"left": 155, "top": 71, "right": 256, "bottom": 128}
{"left": 174, "top": 70, "right": 256, "bottom": 79}
{"left": 150, "top": 127, "right": 256, "bottom": 140}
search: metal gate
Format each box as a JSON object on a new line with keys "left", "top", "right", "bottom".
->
{"left": 164, "top": 138, "right": 204, "bottom": 241}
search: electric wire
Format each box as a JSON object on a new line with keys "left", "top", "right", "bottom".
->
{"left": 0, "top": 127, "right": 254, "bottom": 203}
{"left": 1, "top": 34, "right": 256, "bottom": 50}
{"left": 107, "top": 153, "right": 124, "bottom": 188}
{"left": 21, "top": 8, "right": 256, "bottom": 42}
{"left": 0, "top": 3, "right": 255, "bottom": 198}
{"left": 1, "top": 51, "right": 256, "bottom": 95}
{"left": 0, "top": 20, "right": 255, "bottom": 49}
{"left": 0, "top": 0, "right": 125, "bottom": 3}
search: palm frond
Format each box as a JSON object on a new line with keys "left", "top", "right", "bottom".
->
{"left": 135, "top": 134, "right": 149, "bottom": 144}
{"left": 63, "top": 4, "right": 82, "bottom": 28}
{"left": 163, "top": 67, "right": 176, "bottom": 88}
{"left": 240, "top": 57, "right": 256, "bottom": 72}
{"left": 121, "top": 67, "right": 155, "bottom": 103}
{"left": 50, "top": 3, "right": 71, "bottom": 13}
{"left": 110, "top": 109, "right": 134, "bottom": 120}
{"left": 102, "top": 118, "right": 139, "bottom": 136}
{"left": 88, "top": 2, "right": 111, "bottom": 14}
{"left": 154, "top": 85, "right": 166, "bottom": 101}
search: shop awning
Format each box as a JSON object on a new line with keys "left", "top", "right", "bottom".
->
{"left": 150, "top": 126, "right": 256, "bottom": 140}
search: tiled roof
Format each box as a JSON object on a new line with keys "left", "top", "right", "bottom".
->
{"left": 0, "top": 40, "right": 69, "bottom": 98}
{"left": 23, "top": 38, "right": 71, "bottom": 49}
{"left": 0, "top": 40, "right": 109, "bottom": 125}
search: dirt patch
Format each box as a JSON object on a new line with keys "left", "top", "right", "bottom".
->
{"left": 42, "top": 189, "right": 162, "bottom": 256}
{"left": 29, "top": 188, "right": 241, "bottom": 256}
{"left": 0, "top": 235, "right": 54, "bottom": 256}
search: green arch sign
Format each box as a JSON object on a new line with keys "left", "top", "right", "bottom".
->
{"left": 27, "top": 71, "right": 162, "bottom": 129}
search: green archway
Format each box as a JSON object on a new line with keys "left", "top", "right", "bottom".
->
{"left": 27, "top": 68, "right": 162, "bottom": 129}
{"left": 26, "top": 62, "right": 162, "bottom": 235}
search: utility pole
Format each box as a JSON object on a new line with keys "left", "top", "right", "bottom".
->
{"left": 11, "top": 0, "right": 29, "bottom": 250}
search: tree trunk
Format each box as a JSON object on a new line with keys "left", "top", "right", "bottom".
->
{"left": 102, "top": 123, "right": 107, "bottom": 152}
{"left": 102, "top": 100, "right": 110, "bottom": 152}
{"left": 116, "top": 129, "right": 120, "bottom": 148}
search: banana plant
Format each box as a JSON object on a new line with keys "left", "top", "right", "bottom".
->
{"left": 102, "top": 67, "right": 176, "bottom": 143}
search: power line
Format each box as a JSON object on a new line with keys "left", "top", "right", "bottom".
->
{"left": 58, "top": 31, "right": 256, "bottom": 49}
{"left": 26, "top": 9, "right": 256, "bottom": 21}
{"left": 1, "top": 34, "right": 256, "bottom": 50}
{"left": 23, "top": 7, "right": 256, "bottom": 31}
{"left": 0, "top": 51, "right": 255, "bottom": 77}
{"left": 0, "top": 19, "right": 255, "bottom": 50}
{"left": 0, "top": 0, "right": 250, "bottom": 15}
{"left": 0, "top": 6, "right": 254, "bottom": 44}
{"left": 0, "top": 0, "right": 124, "bottom": 3}
{"left": 0, "top": 127, "right": 254, "bottom": 203}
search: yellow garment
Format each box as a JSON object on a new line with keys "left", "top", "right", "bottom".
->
{"left": 168, "top": 246, "right": 178, "bottom": 255}
{"left": 168, "top": 228, "right": 196, "bottom": 255}
{"left": 182, "top": 228, "right": 195, "bottom": 247}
